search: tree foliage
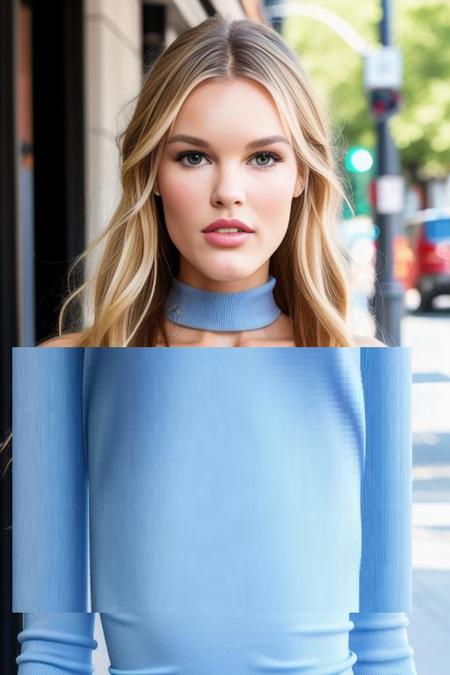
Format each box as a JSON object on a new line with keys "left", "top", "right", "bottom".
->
{"left": 283, "top": 0, "right": 450, "bottom": 179}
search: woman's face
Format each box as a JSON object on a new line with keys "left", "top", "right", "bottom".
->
{"left": 155, "top": 77, "right": 305, "bottom": 290}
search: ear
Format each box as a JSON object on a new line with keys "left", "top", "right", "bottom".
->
{"left": 293, "top": 179, "right": 303, "bottom": 198}
{"left": 293, "top": 173, "right": 305, "bottom": 198}
{"left": 293, "top": 163, "right": 308, "bottom": 198}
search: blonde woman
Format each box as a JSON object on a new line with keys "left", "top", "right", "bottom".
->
{"left": 12, "top": 15, "right": 416, "bottom": 675}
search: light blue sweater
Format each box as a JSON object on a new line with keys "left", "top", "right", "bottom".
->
{"left": 13, "top": 346, "right": 416, "bottom": 674}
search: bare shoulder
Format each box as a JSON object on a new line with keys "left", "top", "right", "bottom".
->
{"left": 38, "top": 332, "right": 83, "bottom": 348}
{"left": 353, "top": 334, "right": 387, "bottom": 348}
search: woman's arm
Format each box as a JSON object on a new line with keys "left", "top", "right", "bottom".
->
{"left": 16, "top": 613, "right": 97, "bottom": 674}
{"left": 349, "top": 612, "right": 415, "bottom": 675}
{"left": 13, "top": 345, "right": 96, "bottom": 671}
{"left": 349, "top": 346, "right": 417, "bottom": 674}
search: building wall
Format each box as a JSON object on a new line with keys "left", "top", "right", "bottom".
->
{"left": 84, "top": 0, "right": 142, "bottom": 283}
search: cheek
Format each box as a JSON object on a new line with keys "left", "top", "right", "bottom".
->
{"left": 158, "top": 166, "right": 205, "bottom": 220}
{"left": 253, "top": 176, "right": 294, "bottom": 247}
{"left": 254, "top": 175, "right": 294, "bottom": 227}
{"left": 251, "top": 165, "right": 296, "bottom": 204}
{"left": 160, "top": 186, "right": 200, "bottom": 233}
{"left": 257, "top": 179, "right": 291, "bottom": 206}
{"left": 157, "top": 173, "right": 200, "bottom": 253}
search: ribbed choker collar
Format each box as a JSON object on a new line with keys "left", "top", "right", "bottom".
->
{"left": 164, "top": 274, "right": 281, "bottom": 331}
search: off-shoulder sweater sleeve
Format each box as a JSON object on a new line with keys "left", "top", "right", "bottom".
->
{"left": 349, "top": 347, "right": 416, "bottom": 674}
{"left": 13, "top": 347, "right": 97, "bottom": 672}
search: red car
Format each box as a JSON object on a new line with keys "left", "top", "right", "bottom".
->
{"left": 402, "top": 208, "right": 450, "bottom": 311}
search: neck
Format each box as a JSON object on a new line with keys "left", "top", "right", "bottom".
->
{"left": 164, "top": 274, "right": 281, "bottom": 332}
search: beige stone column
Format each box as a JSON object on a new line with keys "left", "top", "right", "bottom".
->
{"left": 84, "top": 0, "right": 142, "bottom": 266}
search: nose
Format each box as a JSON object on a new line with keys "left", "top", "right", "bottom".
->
{"left": 210, "top": 169, "right": 245, "bottom": 207}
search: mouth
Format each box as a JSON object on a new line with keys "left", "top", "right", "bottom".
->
{"left": 209, "top": 227, "right": 246, "bottom": 233}
{"left": 202, "top": 230, "right": 253, "bottom": 248}
{"left": 202, "top": 219, "right": 254, "bottom": 234}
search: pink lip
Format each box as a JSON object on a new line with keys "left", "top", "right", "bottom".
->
{"left": 203, "top": 231, "right": 253, "bottom": 248}
{"left": 202, "top": 218, "right": 254, "bottom": 233}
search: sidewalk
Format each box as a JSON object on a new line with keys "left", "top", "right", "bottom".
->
{"left": 410, "top": 500, "right": 450, "bottom": 673}
{"left": 405, "top": 311, "right": 450, "bottom": 674}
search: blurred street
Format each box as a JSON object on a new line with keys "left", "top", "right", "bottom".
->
{"left": 403, "top": 300, "right": 450, "bottom": 674}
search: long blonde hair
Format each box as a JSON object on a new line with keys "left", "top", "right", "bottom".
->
{"left": 55, "top": 14, "right": 355, "bottom": 348}
{"left": 1, "top": 15, "right": 358, "bottom": 481}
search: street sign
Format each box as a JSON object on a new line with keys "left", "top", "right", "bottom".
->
{"left": 376, "top": 175, "right": 405, "bottom": 214}
{"left": 364, "top": 46, "right": 403, "bottom": 89}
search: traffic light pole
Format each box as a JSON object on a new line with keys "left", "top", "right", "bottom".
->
{"left": 370, "top": 0, "right": 405, "bottom": 345}
{"left": 264, "top": 0, "right": 405, "bottom": 344}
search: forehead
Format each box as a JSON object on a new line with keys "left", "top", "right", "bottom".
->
{"left": 169, "top": 77, "right": 289, "bottom": 141}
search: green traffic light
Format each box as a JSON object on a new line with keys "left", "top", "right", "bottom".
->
{"left": 345, "top": 146, "right": 374, "bottom": 173}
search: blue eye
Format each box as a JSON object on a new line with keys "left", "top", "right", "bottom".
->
{"left": 252, "top": 152, "right": 282, "bottom": 168}
{"left": 176, "top": 151, "right": 205, "bottom": 167}
{"left": 174, "top": 150, "right": 283, "bottom": 170}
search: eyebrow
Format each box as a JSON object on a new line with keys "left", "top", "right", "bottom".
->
{"left": 166, "top": 134, "right": 290, "bottom": 149}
